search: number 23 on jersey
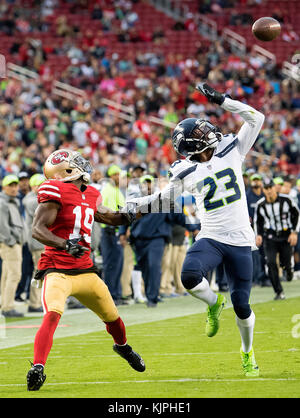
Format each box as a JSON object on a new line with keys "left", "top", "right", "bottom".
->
{"left": 197, "top": 167, "right": 241, "bottom": 211}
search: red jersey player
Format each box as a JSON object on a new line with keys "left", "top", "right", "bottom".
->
{"left": 26, "top": 149, "right": 145, "bottom": 391}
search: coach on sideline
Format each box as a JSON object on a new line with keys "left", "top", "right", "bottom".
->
{"left": 254, "top": 178, "right": 300, "bottom": 300}
{"left": 0, "top": 174, "right": 24, "bottom": 317}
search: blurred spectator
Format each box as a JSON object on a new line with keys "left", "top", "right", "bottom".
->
{"left": 282, "top": 24, "right": 299, "bottom": 43}
{"left": 22, "top": 173, "right": 45, "bottom": 313}
{"left": 0, "top": 174, "right": 24, "bottom": 317}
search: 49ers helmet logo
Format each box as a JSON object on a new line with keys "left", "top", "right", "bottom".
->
{"left": 51, "top": 151, "right": 69, "bottom": 165}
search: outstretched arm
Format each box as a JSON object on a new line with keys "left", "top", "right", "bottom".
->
{"left": 125, "top": 177, "right": 184, "bottom": 215}
{"left": 94, "top": 205, "right": 137, "bottom": 225}
{"left": 196, "top": 82, "right": 265, "bottom": 158}
{"left": 221, "top": 97, "right": 265, "bottom": 157}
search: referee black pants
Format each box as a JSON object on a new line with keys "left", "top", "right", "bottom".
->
{"left": 263, "top": 239, "right": 293, "bottom": 295}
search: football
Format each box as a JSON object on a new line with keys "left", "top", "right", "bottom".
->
{"left": 252, "top": 17, "right": 281, "bottom": 41}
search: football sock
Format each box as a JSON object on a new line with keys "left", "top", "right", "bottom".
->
{"left": 131, "top": 270, "right": 143, "bottom": 299}
{"left": 105, "top": 316, "right": 127, "bottom": 345}
{"left": 187, "top": 278, "right": 218, "bottom": 307}
{"left": 33, "top": 311, "right": 61, "bottom": 366}
{"left": 236, "top": 310, "right": 255, "bottom": 353}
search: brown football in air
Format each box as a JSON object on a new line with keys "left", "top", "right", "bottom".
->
{"left": 252, "top": 17, "right": 281, "bottom": 41}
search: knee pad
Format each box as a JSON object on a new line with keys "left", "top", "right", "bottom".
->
{"left": 181, "top": 271, "right": 203, "bottom": 290}
{"left": 231, "top": 288, "right": 251, "bottom": 319}
{"left": 233, "top": 303, "right": 251, "bottom": 320}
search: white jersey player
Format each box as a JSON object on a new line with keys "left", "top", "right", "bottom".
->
{"left": 127, "top": 83, "right": 265, "bottom": 377}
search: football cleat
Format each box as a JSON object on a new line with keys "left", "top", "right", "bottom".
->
{"left": 113, "top": 344, "right": 146, "bottom": 372}
{"left": 240, "top": 347, "right": 259, "bottom": 377}
{"left": 205, "top": 293, "right": 226, "bottom": 337}
{"left": 27, "top": 362, "right": 46, "bottom": 391}
{"left": 196, "top": 83, "right": 226, "bottom": 105}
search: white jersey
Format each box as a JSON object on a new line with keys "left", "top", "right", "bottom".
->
{"left": 128, "top": 98, "right": 265, "bottom": 248}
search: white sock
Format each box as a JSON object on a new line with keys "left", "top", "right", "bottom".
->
{"left": 131, "top": 270, "right": 144, "bottom": 299}
{"left": 187, "top": 278, "right": 218, "bottom": 307}
{"left": 236, "top": 311, "right": 255, "bottom": 353}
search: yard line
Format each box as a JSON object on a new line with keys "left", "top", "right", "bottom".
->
{"left": 0, "top": 377, "right": 298, "bottom": 388}
{"left": 0, "top": 348, "right": 298, "bottom": 360}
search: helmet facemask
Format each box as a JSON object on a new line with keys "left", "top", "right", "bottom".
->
{"left": 173, "top": 119, "right": 222, "bottom": 157}
{"left": 69, "top": 154, "right": 93, "bottom": 183}
{"left": 188, "top": 121, "right": 223, "bottom": 154}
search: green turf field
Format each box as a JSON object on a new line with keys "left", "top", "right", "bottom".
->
{"left": 0, "top": 281, "right": 300, "bottom": 398}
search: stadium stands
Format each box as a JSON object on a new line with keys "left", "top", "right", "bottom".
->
{"left": 0, "top": 0, "right": 298, "bottom": 176}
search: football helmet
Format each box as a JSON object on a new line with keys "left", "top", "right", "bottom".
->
{"left": 43, "top": 149, "right": 93, "bottom": 183}
{"left": 172, "top": 118, "right": 222, "bottom": 157}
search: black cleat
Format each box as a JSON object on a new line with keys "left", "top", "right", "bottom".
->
{"left": 113, "top": 344, "right": 146, "bottom": 372}
{"left": 27, "top": 362, "right": 46, "bottom": 391}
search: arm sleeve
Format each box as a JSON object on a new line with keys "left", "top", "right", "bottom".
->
{"left": 221, "top": 97, "right": 265, "bottom": 158}
{"left": 253, "top": 204, "right": 265, "bottom": 236}
{"left": 290, "top": 199, "right": 300, "bottom": 232}
{"left": 126, "top": 178, "right": 184, "bottom": 214}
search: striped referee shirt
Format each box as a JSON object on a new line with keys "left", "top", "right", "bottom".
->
{"left": 254, "top": 193, "right": 300, "bottom": 237}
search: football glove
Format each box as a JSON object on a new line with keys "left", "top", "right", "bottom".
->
{"left": 119, "top": 203, "right": 138, "bottom": 225}
{"left": 65, "top": 237, "right": 89, "bottom": 258}
{"left": 196, "top": 83, "right": 226, "bottom": 105}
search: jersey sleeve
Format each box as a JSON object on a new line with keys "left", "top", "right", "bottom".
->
{"left": 37, "top": 181, "right": 62, "bottom": 204}
{"left": 221, "top": 97, "right": 265, "bottom": 158}
{"left": 126, "top": 160, "right": 194, "bottom": 214}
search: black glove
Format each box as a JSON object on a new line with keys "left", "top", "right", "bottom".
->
{"left": 65, "top": 237, "right": 89, "bottom": 258}
{"left": 196, "top": 83, "right": 226, "bottom": 105}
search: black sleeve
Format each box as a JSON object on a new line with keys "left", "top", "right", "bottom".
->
{"left": 289, "top": 200, "right": 300, "bottom": 232}
{"left": 254, "top": 203, "right": 265, "bottom": 236}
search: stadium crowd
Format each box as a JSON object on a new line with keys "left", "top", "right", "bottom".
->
{"left": 0, "top": 0, "right": 299, "bottom": 316}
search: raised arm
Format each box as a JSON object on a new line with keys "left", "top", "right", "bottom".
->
{"left": 196, "top": 83, "right": 265, "bottom": 158}
{"left": 221, "top": 97, "right": 265, "bottom": 157}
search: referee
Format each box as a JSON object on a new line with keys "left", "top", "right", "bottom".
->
{"left": 254, "top": 178, "right": 300, "bottom": 300}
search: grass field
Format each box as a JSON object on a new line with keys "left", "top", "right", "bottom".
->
{"left": 0, "top": 281, "right": 300, "bottom": 399}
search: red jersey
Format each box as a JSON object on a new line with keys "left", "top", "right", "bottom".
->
{"left": 37, "top": 179, "right": 101, "bottom": 271}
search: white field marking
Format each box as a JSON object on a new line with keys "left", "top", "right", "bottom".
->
{"left": 0, "top": 348, "right": 298, "bottom": 360}
{"left": 0, "top": 377, "right": 298, "bottom": 388}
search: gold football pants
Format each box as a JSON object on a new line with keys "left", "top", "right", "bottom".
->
{"left": 41, "top": 272, "right": 119, "bottom": 322}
